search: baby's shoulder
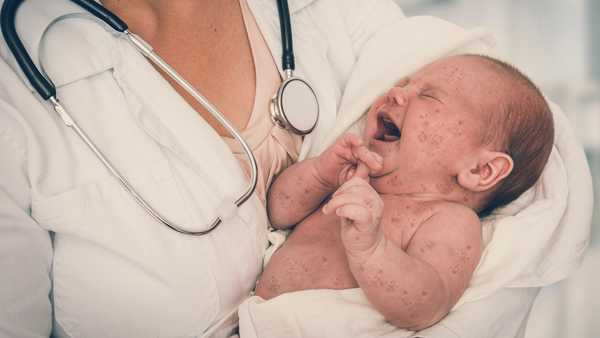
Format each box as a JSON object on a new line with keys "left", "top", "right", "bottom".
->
{"left": 405, "top": 201, "right": 481, "bottom": 255}
{"left": 418, "top": 201, "right": 481, "bottom": 239}
{"left": 432, "top": 201, "right": 480, "bottom": 223}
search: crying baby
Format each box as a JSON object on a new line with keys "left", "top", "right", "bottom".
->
{"left": 255, "top": 54, "right": 554, "bottom": 330}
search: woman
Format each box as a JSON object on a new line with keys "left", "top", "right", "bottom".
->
{"left": 0, "top": 0, "right": 540, "bottom": 337}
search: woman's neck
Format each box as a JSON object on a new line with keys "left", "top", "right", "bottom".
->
{"left": 100, "top": 0, "right": 238, "bottom": 43}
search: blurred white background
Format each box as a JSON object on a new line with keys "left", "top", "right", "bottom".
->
{"left": 393, "top": 0, "right": 600, "bottom": 337}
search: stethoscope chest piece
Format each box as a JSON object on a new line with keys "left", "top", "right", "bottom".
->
{"left": 270, "top": 76, "right": 319, "bottom": 135}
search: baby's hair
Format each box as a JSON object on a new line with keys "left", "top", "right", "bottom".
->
{"left": 465, "top": 55, "right": 554, "bottom": 215}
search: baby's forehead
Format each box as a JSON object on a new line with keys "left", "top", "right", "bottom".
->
{"left": 415, "top": 56, "right": 488, "bottom": 80}
{"left": 420, "top": 57, "right": 501, "bottom": 97}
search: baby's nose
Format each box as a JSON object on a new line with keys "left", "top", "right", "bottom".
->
{"left": 385, "top": 86, "right": 409, "bottom": 106}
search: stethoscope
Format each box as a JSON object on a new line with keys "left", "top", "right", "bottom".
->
{"left": 0, "top": 0, "right": 320, "bottom": 236}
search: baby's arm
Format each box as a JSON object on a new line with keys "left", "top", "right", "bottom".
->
{"left": 324, "top": 180, "right": 481, "bottom": 330}
{"left": 267, "top": 134, "right": 382, "bottom": 229}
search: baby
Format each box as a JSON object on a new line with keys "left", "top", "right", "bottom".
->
{"left": 255, "top": 54, "right": 554, "bottom": 330}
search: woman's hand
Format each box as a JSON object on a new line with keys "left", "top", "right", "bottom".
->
{"left": 314, "top": 133, "right": 383, "bottom": 190}
{"left": 322, "top": 176, "right": 384, "bottom": 258}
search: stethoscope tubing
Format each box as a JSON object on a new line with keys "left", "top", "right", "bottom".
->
{"left": 1, "top": 0, "right": 55, "bottom": 99}
{"left": 275, "top": 0, "right": 294, "bottom": 73}
{"left": 1, "top": 0, "right": 265, "bottom": 236}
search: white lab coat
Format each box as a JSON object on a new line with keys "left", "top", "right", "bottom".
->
{"left": 0, "top": 0, "right": 539, "bottom": 337}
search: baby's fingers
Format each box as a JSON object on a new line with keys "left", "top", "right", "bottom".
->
{"left": 322, "top": 191, "right": 369, "bottom": 215}
{"left": 341, "top": 133, "right": 364, "bottom": 149}
{"left": 353, "top": 146, "right": 383, "bottom": 175}
{"left": 335, "top": 204, "right": 371, "bottom": 227}
{"left": 331, "top": 133, "right": 364, "bottom": 163}
{"left": 353, "top": 162, "right": 370, "bottom": 180}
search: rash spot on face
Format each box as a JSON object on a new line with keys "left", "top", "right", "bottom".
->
{"left": 429, "top": 134, "right": 444, "bottom": 147}
{"left": 447, "top": 125, "right": 463, "bottom": 137}
{"left": 389, "top": 174, "right": 402, "bottom": 186}
{"left": 418, "top": 131, "right": 428, "bottom": 143}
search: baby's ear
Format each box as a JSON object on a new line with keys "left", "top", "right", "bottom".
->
{"left": 457, "top": 151, "right": 513, "bottom": 192}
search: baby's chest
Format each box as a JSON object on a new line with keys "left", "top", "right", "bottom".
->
{"left": 379, "top": 198, "right": 438, "bottom": 250}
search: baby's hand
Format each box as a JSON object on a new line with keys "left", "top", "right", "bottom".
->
{"left": 322, "top": 176, "right": 384, "bottom": 256}
{"left": 315, "top": 133, "right": 383, "bottom": 190}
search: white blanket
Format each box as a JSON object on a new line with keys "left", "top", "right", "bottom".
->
{"left": 238, "top": 16, "right": 593, "bottom": 338}
{"left": 239, "top": 289, "right": 412, "bottom": 338}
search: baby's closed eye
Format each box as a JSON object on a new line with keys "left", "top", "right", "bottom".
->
{"left": 419, "top": 90, "right": 443, "bottom": 103}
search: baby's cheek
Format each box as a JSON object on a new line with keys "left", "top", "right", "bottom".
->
{"left": 415, "top": 125, "right": 447, "bottom": 156}
{"left": 446, "top": 119, "right": 465, "bottom": 138}
{"left": 439, "top": 118, "right": 478, "bottom": 151}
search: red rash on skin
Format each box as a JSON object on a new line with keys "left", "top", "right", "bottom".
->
{"left": 435, "top": 182, "right": 453, "bottom": 195}
{"left": 258, "top": 56, "right": 494, "bottom": 329}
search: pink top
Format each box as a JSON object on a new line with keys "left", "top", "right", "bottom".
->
{"left": 223, "top": 0, "right": 303, "bottom": 204}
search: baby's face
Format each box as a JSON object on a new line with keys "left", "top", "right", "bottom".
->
{"left": 365, "top": 56, "right": 499, "bottom": 194}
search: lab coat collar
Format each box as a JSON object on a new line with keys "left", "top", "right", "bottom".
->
{"left": 287, "top": 0, "right": 318, "bottom": 13}
{"left": 0, "top": 0, "right": 318, "bottom": 94}
{"left": 248, "top": 0, "right": 317, "bottom": 14}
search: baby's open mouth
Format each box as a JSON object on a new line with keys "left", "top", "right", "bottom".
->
{"left": 374, "top": 112, "right": 401, "bottom": 142}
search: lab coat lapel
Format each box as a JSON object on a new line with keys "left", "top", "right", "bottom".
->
{"left": 0, "top": 0, "right": 103, "bottom": 92}
{"left": 111, "top": 37, "right": 249, "bottom": 199}
{"left": 0, "top": 0, "right": 249, "bottom": 206}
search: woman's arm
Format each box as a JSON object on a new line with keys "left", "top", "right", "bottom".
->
{"left": 0, "top": 103, "right": 53, "bottom": 337}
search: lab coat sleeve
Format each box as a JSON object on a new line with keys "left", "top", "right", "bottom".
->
{"left": 0, "top": 100, "right": 53, "bottom": 337}
{"left": 410, "top": 287, "right": 541, "bottom": 338}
